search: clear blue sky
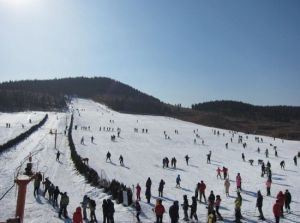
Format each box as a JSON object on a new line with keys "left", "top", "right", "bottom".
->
{"left": 0, "top": 0, "right": 299, "bottom": 106}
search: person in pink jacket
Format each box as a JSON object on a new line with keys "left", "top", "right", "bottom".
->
{"left": 236, "top": 173, "right": 242, "bottom": 191}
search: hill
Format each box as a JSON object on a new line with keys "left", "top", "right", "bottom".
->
{"left": 0, "top": 77, "right": 299, "bottom": 139}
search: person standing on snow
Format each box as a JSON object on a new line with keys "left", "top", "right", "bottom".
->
{"left": 276, "top": 191, "right": 285, "bottom": 218}
{"left": 216, "top": 167, "right": 222, "bottom": 179}
{"left": 285, "top": 189, "right": 292, "bottom": 213}
{"left": 215, "top": 195, "right": 223, "bottom": 220}
{"left": 273, "top": 199, "right": 282, "bottom": 223}
{"left": 256, "top": 190, "right": 265, "bottom": 220}
{"left": 169, "top": 201, "right": 179, "bottom": 223}
{"left": 224, "top": 178, "right": 230, "bottom": 197}
{"left": 158, "top": 179, "right": 165, "bottom": 197}
{"left": 198, "top": 180, "right": 207, "bottom": 203}
{"left": 236, "top": 173, "right": 242, "bottom": 191}
{"left": 136, "top": 183, "right": 141, "bottom": 201}
{"left": 154, "top": 199, "right": 165, "bottom": 223}
{"left": 185, "top": 155, "right": 190, "bottom": 165}
{"left": 189, "top": 196, "right": 198, "bottom": 221}
{"left": 80, "top": 195, "right": 89, "bottom": 220}
{"left": 73, "top": 207, "right": 83, "bottom": 223}
{"left": 176, "top": 175, "right": 181, "bottom": 188}
{"left": 146, "top": 177, "right": 152, "bottom": 203}
{"left": 56, "top": 151, "right": 61, "bottom": 161}
{"left": 234, "top": 192, "right": 242, "bottom": 223}
{"left": 181, "top": 195, "right": 189, "bottom": 221}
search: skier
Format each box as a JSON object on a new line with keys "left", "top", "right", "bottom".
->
{"left": 56, "top": 151, "right": 61, "bottom": 161}
{"left": 135, "top": 200, "right": 141, "bottom": 223}
{"left": 158, "top": 179, "right": 165, "bottom": 197}
{"left": 242, "top": 153, "right": 245, "bottom": 162}
{"left": 59, "top": 192, "right": 69, "bottom": 219}
{"left": 80, "top": 136, "right": 84, "bottom": 145}
{"left": 198, "top": 180, "right": 207, "bottom": 203}
{"left": 224, "top": 178, "right": 230, "bottom": 197}
{"left": 146, "top": 177, "right": 152, "bottom": 203}
{"left": 256, "top": 190, "right": 265, "bottom": 220}
{"left": 181, "top": 195, "right": 189, "bottom": 221}
{"left": 189, "top": 196, "right": 198, "bottom": 221}
{"left": 80, "top": 195, "right": 89, "bottom": 220}
{"left": 169, "top": 201, "right": 179, "bottom": 223}
{"left": 294, "top": 155, "right": 297, "bottom": 166}
{"left": 72, "top": 207, "right": 83, "bottom": 223}
{"left": 154, "top": 199, "right": 165, "bottom": 223}
{"left": 236, "top": 173, "right": 242, "bottom": 191}
{"left": 216, "top": 167, "right": 222, "bottom": 179}
{"left": 89, "top": 198, "right": 97, "bottom": 222}
{"left": 234, "top": 192, "right": 242, "bottom": 223}
{"left": 280, "top": 160, "right": 285, "bottom": 169}
{"left": 261, "top": 162, "right": 266, "bottom": 177}
{"left": 185, "top": 155, "right": 190, "bottom": 165}
{"left": 273, "top": 199, "right": 282, "bottom": 223}
{"left": 266, "top": 179, "right": 272, "bottom": 196}
{"left": 102, "top": 199, "right": 108, "bottom": 223}
{"left": 275, "top": 149, "right": 278, "bottom": 157}
{"left": 91, "top": 136, "right": 94, "bottom": 143}
{"left": 284, "top": 189, "right": 291, "bottom": 213}
{"left": 107, "top": 199, "right": 115, "bottom": 223}
{"left": 176, "top": 175, "right": 181, "bottom": 188}
{"left": 33, "top": 172, "right": 42, "bottom": 197}
{"left": 119, "top": 155, "right": 124, "bottom": 165}
{"left": 215, "top": 195, "right": 223, "bottom": 220}
{"left": 136, "top": 183, "right": 141, "bottom": 201}
{"left": 106, "top": 151, "right": 111, "bottom": 162}
{"left": 257, "top": 147, "right": 260, "bottom": 153}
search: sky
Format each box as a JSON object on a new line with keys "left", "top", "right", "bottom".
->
{"left": 0, "top": 0, "right": 299, "bottom": 107}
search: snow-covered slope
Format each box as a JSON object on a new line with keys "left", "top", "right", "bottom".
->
{"left": 0, "top": 98, "right": 299, "bottom": 223}
{"left": 0, "top": 112, "right": 45, "bottom": 145}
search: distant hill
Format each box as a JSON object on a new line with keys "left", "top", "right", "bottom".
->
{"left": 0, "top": 77, "right": 299, "bottom": 140}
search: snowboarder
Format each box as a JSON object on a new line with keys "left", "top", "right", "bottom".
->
{"left": 106, "top": 151, "right": 111, "bottom": 162}
{"left": 185, "top": 155, "right": 190, "bottom": 165}
{"left": 169, "top": 201, "right": 179, "bottom": 223}
{"left": 198, "top": 180, "right": 207, "bottom": 203}
{"left": 236, "top": 173, "right": 242, "bottom": 191}
{"left": 136, "top": 183, "right": 141, "bottom": 201}
{"left": 154, "top": 199, "right": 165, "bottom": 223}
{"left": 256, "top": 190, "right": 265, "bottom": 220}
{"left": 56, "top": 151, "right": 60, "bottom": 161}
{"left": 181, "top": 195, "right": 189, "bottom": 221}
{"left": 224, "top": 178, "right": 230, "bottom": 197}
{"left": 119, "top": 155, "right": 124, "bottom": 166}
{"left": 273, "top": 199, "right": 282, "bottom": 223}
{"left": 146, "top": 177, "right": 152, "bottom": 203}
{"left": 158, "top": 179, "right": 165, "bottom": 197}
{"left": 190, "top": 196, "right": 198, "bottom": 221}
{"left": 72, "top": 207, "right": 83, "bottom": 223}
{"left": 284, "top": 189, "right": 291, "bottom": 213}
{"left": 176, "top": 175, "right": 181, "bottom": 188}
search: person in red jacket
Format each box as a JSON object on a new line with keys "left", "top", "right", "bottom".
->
{"left": 154, "top": 199, "right": 165, "bottom": 223}
{"left": 198, "top": 180, "right": 207, "bottom": 203}
{"left": 276, "top": 191, "right": 285, "bottom": 217}
{"left": 136, "top": 183, "right": 141, "bottom": 201}
{"left": 273, "top": 200, "right": 282, "bottom": 223}
{"left": 73, "top": 207, "right": 83, "bottom": 223}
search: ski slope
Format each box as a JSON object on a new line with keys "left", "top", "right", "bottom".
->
{"left": 0, "top": 112, "right": 45, "bottom": 145}
{"left": 0, "top": 98, "right": 299, "bottom": 223}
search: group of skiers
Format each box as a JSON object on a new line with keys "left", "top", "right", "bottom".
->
{"left": 162, "top": 157, "right": 177, "bottom": 168}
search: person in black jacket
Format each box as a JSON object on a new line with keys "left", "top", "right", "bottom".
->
{"left": 190, "top": 196, "right": 198, "bottom": 221}
{"left": 136, "top": 200, "right": 141, "bottom": 222}
{"left": 107, "top": 199, "right": 115, "bottom": 223}
{"left": 169, "top": 201, "right": 179, "bottom": 223}
{"left": 53, "top": 186, "right": 60, "bottom": 208}
{"left": 285, "top": 189, "right": 292, "bottom": 213}
{"left": 102, "top": 199, "right": 108, "bottom": 223}
{"left": 181, "top": 195, "right": 189, "bottom": 221}
{"left": 158, "top": 179, "right": 165, "bottom": 197}
{"left": 256, "top": 190, "right": 265, "bottom": 220}
{"left": 146, "top": 177, "right": 152, "bottom": 203}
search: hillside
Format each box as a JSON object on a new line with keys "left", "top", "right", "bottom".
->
{"left": 1, "top": 98, "right": 299, "bottom": 222}
{"left": 0, "top": 77, "right": 299, "bottom": 140}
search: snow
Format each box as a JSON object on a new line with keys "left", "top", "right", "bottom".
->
{"left": 0, "top": 98, "right": 300, "bottom": 222}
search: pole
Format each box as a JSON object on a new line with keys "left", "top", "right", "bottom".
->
{"left": 15, "top": 175, "right": 33, "bottom": 223}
